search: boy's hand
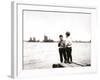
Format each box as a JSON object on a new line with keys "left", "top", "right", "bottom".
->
{"left": 66, "top": 43, "right": 72, "bottom": 47}
{"left": 58, "top": 43, "right": 61, "bottom": 47}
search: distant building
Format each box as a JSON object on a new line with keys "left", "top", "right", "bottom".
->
{"left": 28, "top": 37, "right": 37, "bottom": 42}
{"left": 43, "top": 35, "right": 54, "bottom": 42}
{"left": 33, "top": 37, "right": 36, "bottom": 42}
{"left": 43, "top": 35, "right": 48, "bottom": 42}
{"left": 28, "top": 37, "right": 33, "bottom": 42}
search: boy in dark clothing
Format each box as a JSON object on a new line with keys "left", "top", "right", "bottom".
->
{"left": 58, "top": 35, "right": 67, "bottom": 63}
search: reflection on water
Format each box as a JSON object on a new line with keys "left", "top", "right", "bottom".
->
{"left": 24, "top": 42, "right": 91, "bottom": 69}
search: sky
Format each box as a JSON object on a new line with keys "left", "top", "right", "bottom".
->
{"left": 24, "top": 10, "right": 91, "bottom": 41}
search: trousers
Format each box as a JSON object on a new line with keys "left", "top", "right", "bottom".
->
{"left": 59, "top": 48, "right": 67, "bottom": 63}
{"left": 65, "top": 47, "right": 72, "bottom": 63}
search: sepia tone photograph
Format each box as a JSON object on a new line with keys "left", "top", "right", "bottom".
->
{"left": 23, "top": 10, "right": 91, "bottom": 70}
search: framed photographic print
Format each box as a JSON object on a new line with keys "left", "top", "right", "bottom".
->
{"left": 11, "top": 1, "right": 97, "bottom": 78}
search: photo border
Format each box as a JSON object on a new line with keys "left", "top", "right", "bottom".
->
{"left": 11, "top": 1, "right": 97, "bottom": 78}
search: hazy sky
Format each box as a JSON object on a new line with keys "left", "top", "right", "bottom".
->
{"left": 24, "top": 10, "right": 91, "bottom": 41}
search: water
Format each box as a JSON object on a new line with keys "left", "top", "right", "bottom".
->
{"left": 23, "top": 42, "right": 91, "bottom": 69}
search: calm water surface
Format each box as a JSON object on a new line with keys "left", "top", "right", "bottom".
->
{"left": 24, "top": 42, "right": 91, "bottom": 69}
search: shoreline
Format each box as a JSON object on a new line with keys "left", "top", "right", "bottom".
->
{"left": 24, "top": 41, "right": 91, "bottom": 43}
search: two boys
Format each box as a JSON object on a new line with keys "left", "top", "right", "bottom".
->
{"left": 58, "top": 32, "right": 72, "bottom": 64}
